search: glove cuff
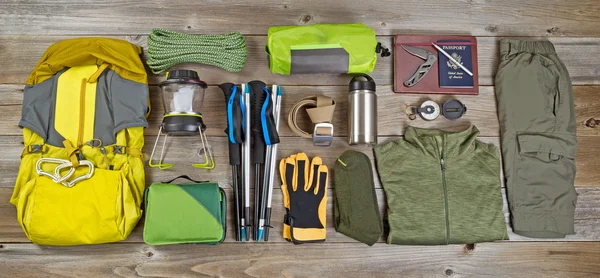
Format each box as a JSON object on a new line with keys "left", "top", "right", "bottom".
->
{"left": 289, "top": 216, "right": 326, "bottom": 244}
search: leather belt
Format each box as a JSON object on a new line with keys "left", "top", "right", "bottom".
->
{"left": 288, "top": 95, "right": 336, "bottom": 147}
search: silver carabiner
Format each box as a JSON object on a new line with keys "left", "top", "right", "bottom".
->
{"left": 36, "top": 158, "right": 95, "bottom": 187}
{"left": 59, "top": 160, "right": 95, "bottom": 187}
{"left": 36, "top": 158, "right": 75, "bottom": 183}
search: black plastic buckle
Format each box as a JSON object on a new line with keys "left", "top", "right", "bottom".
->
{"left": 114, "top": 145, "right": 126, "bottom": 154}
{"left": 28, "top": 144, "right": 44, "bottom": 153}
{"left": 77, "top": 151, "right": 85, "bottom": 161}
{"left": 376, "top": 42, "right": 391, "bottom": 57}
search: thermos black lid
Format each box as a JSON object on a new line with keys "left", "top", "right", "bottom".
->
{"left": 160, "top": 69, "right": 207, "bottom": 88}
{"left": 349, "top": 74, "right": 376, "bottom": 92}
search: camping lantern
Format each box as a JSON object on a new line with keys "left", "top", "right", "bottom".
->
{"left": 149, "top": 70, "right": 215, "bottom": 170}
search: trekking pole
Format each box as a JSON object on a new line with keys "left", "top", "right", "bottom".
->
{"left": 258, "top": 145, "right": 272, "bottom": 241}
{"left": 249, "top": 80, "right": 268, "bottom": 241}
{"left": 260, "top": 84, "right": 282, "bottom": 241}
{"left": 219, "top": 83, "right": 243, "bottom": 241}
{"left": 241, "top": 83, "right": 252, "bottom": 241}
{"left": 257, "top": 85, "right": 276, "bottom": 241}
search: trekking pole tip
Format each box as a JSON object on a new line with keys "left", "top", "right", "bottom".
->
{"left": 257, "top": 228, "right": 264, "bottom": 242}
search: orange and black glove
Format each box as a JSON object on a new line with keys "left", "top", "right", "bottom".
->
{"left": 280, "top": 153, "right": 328, "bottom": 244}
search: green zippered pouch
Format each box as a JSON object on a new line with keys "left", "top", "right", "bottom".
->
{"left": 143, "top": 175, "right": 226, "bottom": 245}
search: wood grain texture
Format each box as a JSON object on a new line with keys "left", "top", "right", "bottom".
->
{"left": 1, "top": 242, "right": 600, "bottom": 277}
{"left": 1, "top": 1, "right": 600, "bottom": 276}
{"left": 0, "top": 135, "right": 598, "bottom": 188}
{"left": 1, "top": 0, "right": 600, "bottom": 36}
{"left": 1, "top": 85, "right": 599, "bottom": 137}
{"left": 1, "top": 187, "right": 600, "bottom": 243}
{"left": 1, "top": 36, "right": 600, "bottom": 86}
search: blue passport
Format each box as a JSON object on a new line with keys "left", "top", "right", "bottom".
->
{"left": 437, "top": 40, "right": 474, "bottom": 88}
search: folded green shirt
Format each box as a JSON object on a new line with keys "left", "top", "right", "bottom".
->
{"left": 373, "top": 125, "right": 508, "bottom": 245}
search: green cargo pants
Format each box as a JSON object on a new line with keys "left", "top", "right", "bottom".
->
{"left": 495, "top": 40, "right": 577, "bottom": 238}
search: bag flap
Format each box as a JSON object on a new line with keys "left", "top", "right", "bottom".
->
{"left": 178, "top": 182, "right": 222, "bottom": 221}
{"left": 27, "top": 37, "right": 147, "bottom": 86}
{"left": 517, "top": 133, "right": 577, "bottom": 159}
{"left": 144, "top": 182, "right": 224, "bottom": 245}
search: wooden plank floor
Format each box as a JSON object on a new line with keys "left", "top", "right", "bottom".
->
{"left": 1, "top": 0, "right": 600, "bottom": 277}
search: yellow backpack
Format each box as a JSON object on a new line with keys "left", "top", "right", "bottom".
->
{"left": 11, "top": 38, "right": 149, "bottom": 245}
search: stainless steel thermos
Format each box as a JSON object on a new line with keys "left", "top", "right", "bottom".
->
{"left": 348, "top": 74, "right": 377, "bottom": 145}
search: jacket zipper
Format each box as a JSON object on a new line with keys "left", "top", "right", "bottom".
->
{"left": 440, "top": 153, "right": 450, "bottom": 244}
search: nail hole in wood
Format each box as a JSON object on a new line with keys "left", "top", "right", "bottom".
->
{"left": 585, "top": 118, "right": 599, "bottom": 128}
{"left": 546, "top": 27, "right": 559, "bottom": 34}
{"left": 301, "top": 15, "right": 312, "bottom": 24}
{"left": 146, "top": 251, "right": 154, "bottom": 258}
{"left": 485, "top": 25, "right": 498, "bottom": 33}
{"left": 464, "top": 243, "right": 475, "bottom": 253}
{"left": 445, "top": 269, "right": 454, "bottom": 276}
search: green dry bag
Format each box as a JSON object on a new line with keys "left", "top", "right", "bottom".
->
{"left": 266, "top": 24, "right": 378, "bottom": 75}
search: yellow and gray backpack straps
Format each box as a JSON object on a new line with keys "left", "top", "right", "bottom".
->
{"left": 12, "top": 38, "right": 149, "bottom": 245}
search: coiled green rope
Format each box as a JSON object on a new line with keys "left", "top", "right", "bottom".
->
{"left": 147, "top": 28, "right": 247, "bottom": 74}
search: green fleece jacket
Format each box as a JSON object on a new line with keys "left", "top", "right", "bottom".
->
{"left": 373, "top": 125, "right": 508, "bottom": 245}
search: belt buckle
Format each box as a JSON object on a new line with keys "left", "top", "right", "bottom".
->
{"left": 313, "top": 123, "right": 334, "bottom": 147}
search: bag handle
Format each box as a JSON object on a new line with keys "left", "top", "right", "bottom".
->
{"left": 163, "top": 175, "right": 208, "bottom": 184}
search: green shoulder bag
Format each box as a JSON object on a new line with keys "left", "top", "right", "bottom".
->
{"left": 266, "top": 24, "right": 379, "bottom": 75}
{"left": 143, "top": 175, "right": 226, "bottom": 245}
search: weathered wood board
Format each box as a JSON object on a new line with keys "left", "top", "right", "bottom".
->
{"left": 1, "top": 0, "right": 600, "bottom": 36}
{"left": 2, "top": 187, "right": 600, "bottom": 243}
{"left": 0, "top": 85, "right": 598, "bottom": 137}
{"left": 0, "top": 135, "right": 598, "bottom": 188}
{"left": 1, "top": 242, "right": 600, "bottom": 277}
{"left": 1, "top": 36, "right": 599, "bottom": 86}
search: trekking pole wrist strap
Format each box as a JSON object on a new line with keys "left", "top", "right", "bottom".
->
{"left": 288, "top": 95, "right": 336, "bottom": 147}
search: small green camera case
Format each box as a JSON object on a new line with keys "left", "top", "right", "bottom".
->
{"left": 143, "top": 176, "right": 226, "bottom": 245}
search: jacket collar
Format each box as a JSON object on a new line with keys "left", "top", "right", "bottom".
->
{"left": 403, "top": 125, "right": 479, "bottom": 158}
